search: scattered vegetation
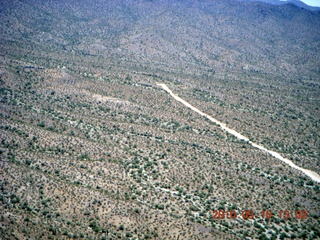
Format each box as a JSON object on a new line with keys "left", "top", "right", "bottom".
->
{"left": 0, "top": 0, "right": 319, "bottom": 239}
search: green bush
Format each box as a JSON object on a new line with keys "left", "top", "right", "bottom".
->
{"left": 37, "top": 122, "right": 45, "bottom": 127}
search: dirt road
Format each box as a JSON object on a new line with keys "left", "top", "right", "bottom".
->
{"left": 157, "top": 83, "right": 320, "bottom": 183}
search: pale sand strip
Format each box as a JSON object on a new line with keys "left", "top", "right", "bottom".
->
{"left": 157, "top": 83, "right": 320, "bottom": 183}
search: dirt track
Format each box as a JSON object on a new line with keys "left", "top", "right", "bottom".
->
{"left": 157, "top": 83, "right": 320, "bottom": 183}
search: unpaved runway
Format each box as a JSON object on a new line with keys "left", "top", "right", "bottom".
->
{"left": 157, "top": 83, "right": 320, "bottom": 183}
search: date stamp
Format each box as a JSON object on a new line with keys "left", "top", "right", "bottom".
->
{"left": 212, "top": 209, "right": 308, "bottom": 220}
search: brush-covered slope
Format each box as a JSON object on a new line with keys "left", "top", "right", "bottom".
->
{"left": 1, "top": 0, "right": 319, "bottom": 239}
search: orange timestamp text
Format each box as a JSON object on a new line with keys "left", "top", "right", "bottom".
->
{"left": 212, "top": 209, "right": 308, "bottom": 220}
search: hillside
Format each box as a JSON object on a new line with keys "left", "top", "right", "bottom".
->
{"left": 0, "top": 0, "right": 319, "bottom": 239}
